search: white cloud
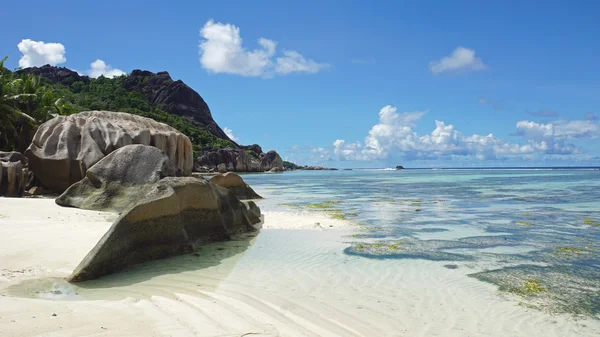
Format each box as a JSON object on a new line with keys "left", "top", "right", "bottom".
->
{"left": 87, "top": 59, "right": 125, "bottom": 78}
{"left": 429, "top": 47, "right": 487, "bottom": 74}
{"left": 331, "top": 105, "right": 581, "bottom": 162}
{"left": 199, "top": 19, "right": 328, "bottom": 77}
{"left": 17, "top": 39, "right": 66, "bottom": 68}
{"left": 223, "top": 127, "right": 238, "bottom": 142}
{"left": 516, "top": 120, "right": 600, "bottom": 139}
{"left": 276, "top": 50, "right": 329, "bottom": 74}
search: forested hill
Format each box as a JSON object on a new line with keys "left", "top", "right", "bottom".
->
{"left": 9, "top": 64, "right": 240, "bottom": 154}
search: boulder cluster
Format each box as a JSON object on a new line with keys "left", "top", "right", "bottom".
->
{"left": 2, "top": 110, "right": 268, "bottom": 281}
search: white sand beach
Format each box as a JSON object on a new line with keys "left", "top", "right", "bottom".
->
{"left": 1, "top": 197, "right": 599, "bottom": 337}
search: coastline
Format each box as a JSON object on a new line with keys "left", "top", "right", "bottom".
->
{"left": 1, "top": 197, "right": 599, "bottom": 337}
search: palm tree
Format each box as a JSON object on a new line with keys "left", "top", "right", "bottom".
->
{"left": 0, "top": 56, "right": 73, "bottom": 151}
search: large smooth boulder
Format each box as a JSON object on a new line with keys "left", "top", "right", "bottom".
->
{"left": 25, "top": 111, "right": 193, "bottom": 192}
{"left": 209, "top": 172, "right": 262, "bottom": 199}
{"left": 260, "top": 150, "right": 283, "bottom": 171}
{"left": 56, "top": 145, "right": 178, "bottom": 212}
{"left": 68, "top": 177, "right": 261, "bottom": 282}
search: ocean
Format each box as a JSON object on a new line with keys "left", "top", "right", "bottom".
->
{"left": 244, "top": 168, "right": 600, "bottom": 317}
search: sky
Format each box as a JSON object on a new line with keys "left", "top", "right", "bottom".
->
{"left": 1, "top": 0, "right": 599, "bottom": 168}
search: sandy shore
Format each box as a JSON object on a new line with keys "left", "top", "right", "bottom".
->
{"left": 1, "top": 198, "right": 599, "bottom": 337}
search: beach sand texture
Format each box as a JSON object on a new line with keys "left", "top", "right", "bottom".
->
{"left": 1, "top": 198, "right": 599, "bottom": 337}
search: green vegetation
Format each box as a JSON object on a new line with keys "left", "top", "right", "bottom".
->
{"left": 1, "top": 57, "right": 76, "bottom": 151}
{"left": 50, "top": 75, "right": 234, "bottom": 154}
{"left": 511, "top": 279, "right": 546, "bottom": 295}
{"left": 283, "top": 160, "right": 301, "bottom": 169}
{"left": 555, "top": 247, "right": 591, "bottom": 256}
{"left": 351, "top": 241, "right": 402, "bottom": 252}
{"left": 1, "top": 57, "right": 235, "bottom": 155}
{"left": 583, "top": 218, "right": 600, "bottom": 227}
{"left": 516, "top": 221, "right": 533, "bottom": 226}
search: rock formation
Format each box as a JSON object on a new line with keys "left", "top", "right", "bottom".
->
{"left": 260, "top": 150, "right": 284, "bottom": 171}
{"left": 122, "top": 70, "right": 234, "bottom": 141}
{"left": 196, "top": 148, "right": 284, "bottom": 173}
{"left": 56, "top": 145, "right": 179, "bottom": 212}
{"left": 209, "top": 172, "right": 262, "bottom": 200}
{"left": 68, "top": 177, "right": 261, "bottom": 282}
{"left": 396, "top": 165, "right": 405, "bottom": 170}
{"left": 25, "top": 111, "right": 193, "bottom": 192}
{"left": 196, "top": 148, "right": 261, "bottom": 173}
{"left": 0, "top": 151, "right": 32, "bottom": 197}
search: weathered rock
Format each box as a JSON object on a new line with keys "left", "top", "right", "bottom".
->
{"left": 122, "top": 70, "right": 233, "bottom": 142}
{"left": 0, "top": 151, "right": 29, "bottom": 197}
{"left": 56, "top": 145, "right": 178, "bottom": 212}
{"left": 0, "top": 161, "right": 26, "bottom": 197}
{"left": 25, "top": 111, "right": 193, "bottom": 192}
{"left": 196, "top": 148, "right": 261, "bottom": 173}
{"left": 17, "top": 65, "right": 89, "bottom": 86}
{"left": 269, "top": 167, "right": 283, "bottom": 173}
{"left": 396, "top": 165, "right": 405, "bottom": 170}
{"left": 0, "top": 151, "right": 28, "bottom": 166}
{"left": 302, "top": 166, "right": 338, "bottom": 171}
{"left": 260, "top": 150, "right": 283, "bottom": 172}
{"left": 67, "top": 177, "right": 261, "bottom": 282}
{"left": 209, "top": 172, "right": 262, "bottom": 199}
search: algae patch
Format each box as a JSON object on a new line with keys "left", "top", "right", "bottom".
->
{"left": 583, "top": 218, "right": 600, "bottom": 227}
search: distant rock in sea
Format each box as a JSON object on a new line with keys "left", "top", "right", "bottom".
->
{"left": 396, "top": 165, "right": 405, "bottom": 170}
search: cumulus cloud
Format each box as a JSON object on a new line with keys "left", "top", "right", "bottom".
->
{"left": 87, "top": 59, "right": 125, "bottom": 78}
{"left": 17, "top": 39, "right": 66, "bottom": 67}
{"left": 332, "top": 105, "right": 581, "bottom": 162}
{"left": 199, "top": 19, "right": 328, "bottom": 77}
{"left": 429, "top": 47, "right": 487, "bottom": 74}
{"left": 223, "top": 127, "right": 238, "bottom": 142}
{"left": 516, "top": 120, "right": 600, "bottom": 139}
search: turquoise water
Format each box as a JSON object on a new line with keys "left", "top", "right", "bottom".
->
{"left": 244, "top": 169, "right": 600, "bottom": 316}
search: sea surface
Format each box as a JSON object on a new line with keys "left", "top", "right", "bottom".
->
{"left": 244, "top": 168, "right": 600, "bottom": 317}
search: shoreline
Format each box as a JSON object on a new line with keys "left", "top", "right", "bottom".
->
{"left": 1, "top": 197, "right": 599, "bottom": 336}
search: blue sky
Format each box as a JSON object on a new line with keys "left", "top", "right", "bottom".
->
{"left": 2, "top": 0, "right": 599, "bottom": 167}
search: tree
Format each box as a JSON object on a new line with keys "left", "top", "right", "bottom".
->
{"left": 0, "top": 56, "right": 75, "bottom": 151}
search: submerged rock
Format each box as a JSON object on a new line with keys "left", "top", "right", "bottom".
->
{"left": 68, "top": 177, "right": 261, "bottom": 282}
{"left": 25, "top": 111, "right": 193, "bottom": 193}
{"left": 209, "top": 172, "right": 262, "bottom": 200}
{"left": 56, "top": 145, "right": 178, "bottom": 212}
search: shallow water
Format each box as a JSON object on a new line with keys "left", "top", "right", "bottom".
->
{"left": 243, "top": 169, "right": 600, "bottom": 317}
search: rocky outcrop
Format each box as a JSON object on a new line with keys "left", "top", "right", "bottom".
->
{"left": 396, "top": 165, "right": 405, "bottom": 170}
{"left": 301, "top": 166, "right": 338, "bottom": 171}
{"left": 56, "top": 145, "right": 178, "bottom": 212}
{"left": 16, "top": 65, "right": 89, "bottom": 86}
{"left": 260, "top": 150, "right": 283, "bottom": 172}
{"left": 68, "top": 177, "right": 261, "bottom": 282}
{"left": 196, "top": 148, "right": 261, "bottom": 173}
{"left": 195, "top": 148, "right": 285, "bottom": 173}
{"left": 122, "top": 70, "right": 233, "bottom": 141}
{"left": 209, "top": 172, "right": 262, "bottom": 200}
{"left": 25, "top": 111, "right": 193, "bottom": 192}
{"left": 0, "top": 151, "right": 30, "bottom": 197}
